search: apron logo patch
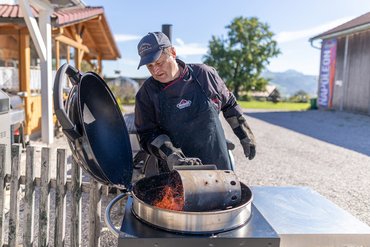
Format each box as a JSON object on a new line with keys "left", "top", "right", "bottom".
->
{"left": 177, "top": 99, "right": 192, "bottom": 109}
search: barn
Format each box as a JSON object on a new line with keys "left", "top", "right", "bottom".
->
{"left": 310, "top": 12, "right": 370, "bottom": 115}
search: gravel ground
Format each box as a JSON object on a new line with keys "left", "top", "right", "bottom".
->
{"left": 10, "top": 106, "right": 370, "bottom": 246}
{"left": 228, "top": 109, "right": 370, "bottom": 226}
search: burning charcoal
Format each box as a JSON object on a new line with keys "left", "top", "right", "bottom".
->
{"left": 153, "top": 185, "right": 184, "bottom": 211}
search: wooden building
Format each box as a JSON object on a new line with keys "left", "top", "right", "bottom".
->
{"left": 251, "top": 85, "right": 280, "bottom": 102}
{"left": 310, "top": 12, "right": 370, "bottom": 115}
{"left": 0, "top": 1, "right": 120, "bottom": 142}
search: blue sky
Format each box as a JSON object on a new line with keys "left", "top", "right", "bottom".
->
{"left": 85, "top": 0, "right": 370, "bottom": 78}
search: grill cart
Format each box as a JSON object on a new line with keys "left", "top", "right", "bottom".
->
{"left": 53, "top": 64, "right": 370, "bottom": 247}
{"left": 0, "top": 89, "right": 25, "bottom": 174}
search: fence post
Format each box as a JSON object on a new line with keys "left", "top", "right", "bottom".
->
{"left": 8, "top": 144, "right": 21, "bottom": 247}
{"left": 0, "top": 144, "right": 6, "bottom": 246}
{"left": 89, "top": 180, "right": 101, "bottom": 247}
{"left": 38, "top": 147, "right": 50, "bottom": 247}
{"left": 54, "top": 149, "right": 66, "bottom": 247}
{"left": 70, "top": 159, "right": 82, "bottom": 246}
{"left": 24, "top": 146, "right": 35, "bottom": 247}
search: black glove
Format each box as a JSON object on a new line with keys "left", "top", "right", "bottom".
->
{"left": 167, "top": 153, "right": 203, "bottom": 168}
{"left": 226, "top": 115, "right": 256, "bottom": 161}
{"left": 241, "top": 138, "right": 256, "bottom": 160}
{"left": 149, "top": 134, "right": 203, "bottom": 170}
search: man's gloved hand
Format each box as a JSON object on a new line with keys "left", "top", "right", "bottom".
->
{"left": 167, "top": 153, "right": 203, "bottom": 168}
{"left": 226, "top": 115, "right": 256, "bottom": 161}
{"left": 240, "top": 138, "right": 256, "bottom": 160}
{"left": 149, "top": 134, "right": 203, "bottom": 170}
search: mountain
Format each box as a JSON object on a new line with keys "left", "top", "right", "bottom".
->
{"left": 262, "top": 70, "right": 318, "bottom": 97}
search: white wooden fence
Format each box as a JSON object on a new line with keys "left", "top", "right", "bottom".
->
{"left": 0, "top": 144, "right": 109, "bottom": 247}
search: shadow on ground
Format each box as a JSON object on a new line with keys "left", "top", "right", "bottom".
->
{"left": 246, "top": 109, "right": 370, "bottom": 157}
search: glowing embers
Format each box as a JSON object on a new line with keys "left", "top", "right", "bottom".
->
{"left": 153, "top": 184, "right": 184, "bottom": 211}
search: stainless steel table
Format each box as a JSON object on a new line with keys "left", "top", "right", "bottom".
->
{"left": 116, "top": 186, "right": 370, "bottom": 247}
{"left": 252, "top": 186, "right": 370, "bottom": 247}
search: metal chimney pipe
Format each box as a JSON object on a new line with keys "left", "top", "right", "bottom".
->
{"left": 162, "top": 24, "right": 173, "bottom": 43}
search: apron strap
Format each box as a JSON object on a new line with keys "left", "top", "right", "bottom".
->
{"left": 187, "top": 65, "right": 210, "bottom": 99}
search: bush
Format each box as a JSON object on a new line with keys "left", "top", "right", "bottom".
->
{"left": 239, "top": 94, "right": 251, "bottom": 101}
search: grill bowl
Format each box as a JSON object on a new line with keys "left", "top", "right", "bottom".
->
{"left": 131, "top": 172, "right": 252, "bottom": 234}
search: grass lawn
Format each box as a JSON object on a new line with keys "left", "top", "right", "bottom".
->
{"left": 237, "top": 100, "right": 311, "bottom": 111}
{"left": 124, "top": 100, "right": 311, "bottom": 111}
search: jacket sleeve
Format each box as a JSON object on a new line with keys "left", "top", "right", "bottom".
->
{"left": 206, "top": 66, "right": 244, "bottom": 119}
{"left": 207, "top": 67, "right": 256, "bottom": 145}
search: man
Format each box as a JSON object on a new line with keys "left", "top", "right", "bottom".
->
{"left": 134, "top": 32, "right": 256, "bottom": 171}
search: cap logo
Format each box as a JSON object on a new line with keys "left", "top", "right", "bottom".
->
{"left": 139, "top": 43, "right": 152, "bottom": 56}
{"left": 177, "top": 99, "right": 192, "bottom": 109}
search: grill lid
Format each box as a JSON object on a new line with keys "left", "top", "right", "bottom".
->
{"left": 53, "top": 64, "right": 133, "bottom": 188}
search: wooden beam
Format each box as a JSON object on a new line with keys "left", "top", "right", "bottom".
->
{"left": 74, "top": 24, "right": 83, "bottom": 44}
{"left": 52, "top": 27, "right": 63, "bottom": 36}
{"left": 85, "top": 49, "right": 99, "bottom": 58}
{"left": 78, "top": 50, "right": 85, "bottom": 66}
{"left": 19, "top": 0, "right": 47, "bottom": 61}
{"left": 66, "top": 45, "right": 72, "bottom": 87}
{"left": 97, "top": 54, "right": 102, "bottom": 75}
{"left": 66, "top": 45, "right": 70, "bottom": 64}
{"left": 39, "top": 8, "right": 54, "bottom": 144}
{"left": 54, "top": 34, "right": 89, "bottom": 53}
{"left": 80, "top": 25, "right": 96, "bottom": 50}
{"left": 74, "top": 48, "right": 81, "bottom": 70}
{"left": 55, "top": 40, "right": 60, "bottom": 69}
{"left": 94, "top": 18, "right": 115, "bottom": 57}
{"left": 18, "top": 29, "right": 32, "bottom": 136}
{"left": 64, "top": 27, "right": 74, "bottom": 39}
{"left": 0, "top": 26, "right": 23, "bottom": 35}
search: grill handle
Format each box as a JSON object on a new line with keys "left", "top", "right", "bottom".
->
{"left": 53, "top": 63, "right": 82, "bottom": 141}
{"left": 104, "top": 192, "right": 130, "bottom": 237}
{"left": 174, "top": 164, "right": 217, "bottom": 170}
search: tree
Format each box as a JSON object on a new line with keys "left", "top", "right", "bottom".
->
{"left": 203, "top": 16, "right": 280, "bottom": 99}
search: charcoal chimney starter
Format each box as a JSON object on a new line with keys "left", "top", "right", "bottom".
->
{"left": 176, "top": 170, "right": 241, "bottom": 211}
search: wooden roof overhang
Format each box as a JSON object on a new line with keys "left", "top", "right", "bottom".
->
{"left": 0, "top": 4, "right": 121, "bottom": 61}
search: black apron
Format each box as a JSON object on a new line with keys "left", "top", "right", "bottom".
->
{"left": 158, "top": 66, "right": 231, "bottom": 170}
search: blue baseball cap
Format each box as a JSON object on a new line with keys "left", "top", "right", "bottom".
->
{"left": 137, "top": 32, "right": 171, "bottom": 69}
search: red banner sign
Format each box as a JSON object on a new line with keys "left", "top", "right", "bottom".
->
{"left": 318, "top": 39, "right": 337, "bottom": 108}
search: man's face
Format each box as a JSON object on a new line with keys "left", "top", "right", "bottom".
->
{"left": 146, "top": 48, "right": 179, "bottom": 83}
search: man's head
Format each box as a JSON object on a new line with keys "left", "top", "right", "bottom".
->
{"left": 137, "top": 32, "right": 179, "bottom": 83}
{"left": 137, "top": 32, "right": 171, "bottom": 69}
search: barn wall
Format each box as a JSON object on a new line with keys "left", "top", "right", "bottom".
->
{"left": 332, "top": 30, "right": 370, "bottom": 115}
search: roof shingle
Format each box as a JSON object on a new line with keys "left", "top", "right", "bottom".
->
{"left": 0, "top": 4, "right": 104, "bottom": 26}
{"left": 311, "top": 12, "right": 370, "bottom": 40}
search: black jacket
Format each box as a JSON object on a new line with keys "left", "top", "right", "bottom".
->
{"left": 134, "top": 59, "right": 245, "bottom": 153}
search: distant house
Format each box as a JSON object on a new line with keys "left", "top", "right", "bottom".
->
{"left": 251, "top": 85, "right": 280, "bottom": 102}
{"left": 310, "top": 12, "right": 370, "bottom": 115}
{"left": 105, "top": 76, "right": 139, "bottom": 103}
